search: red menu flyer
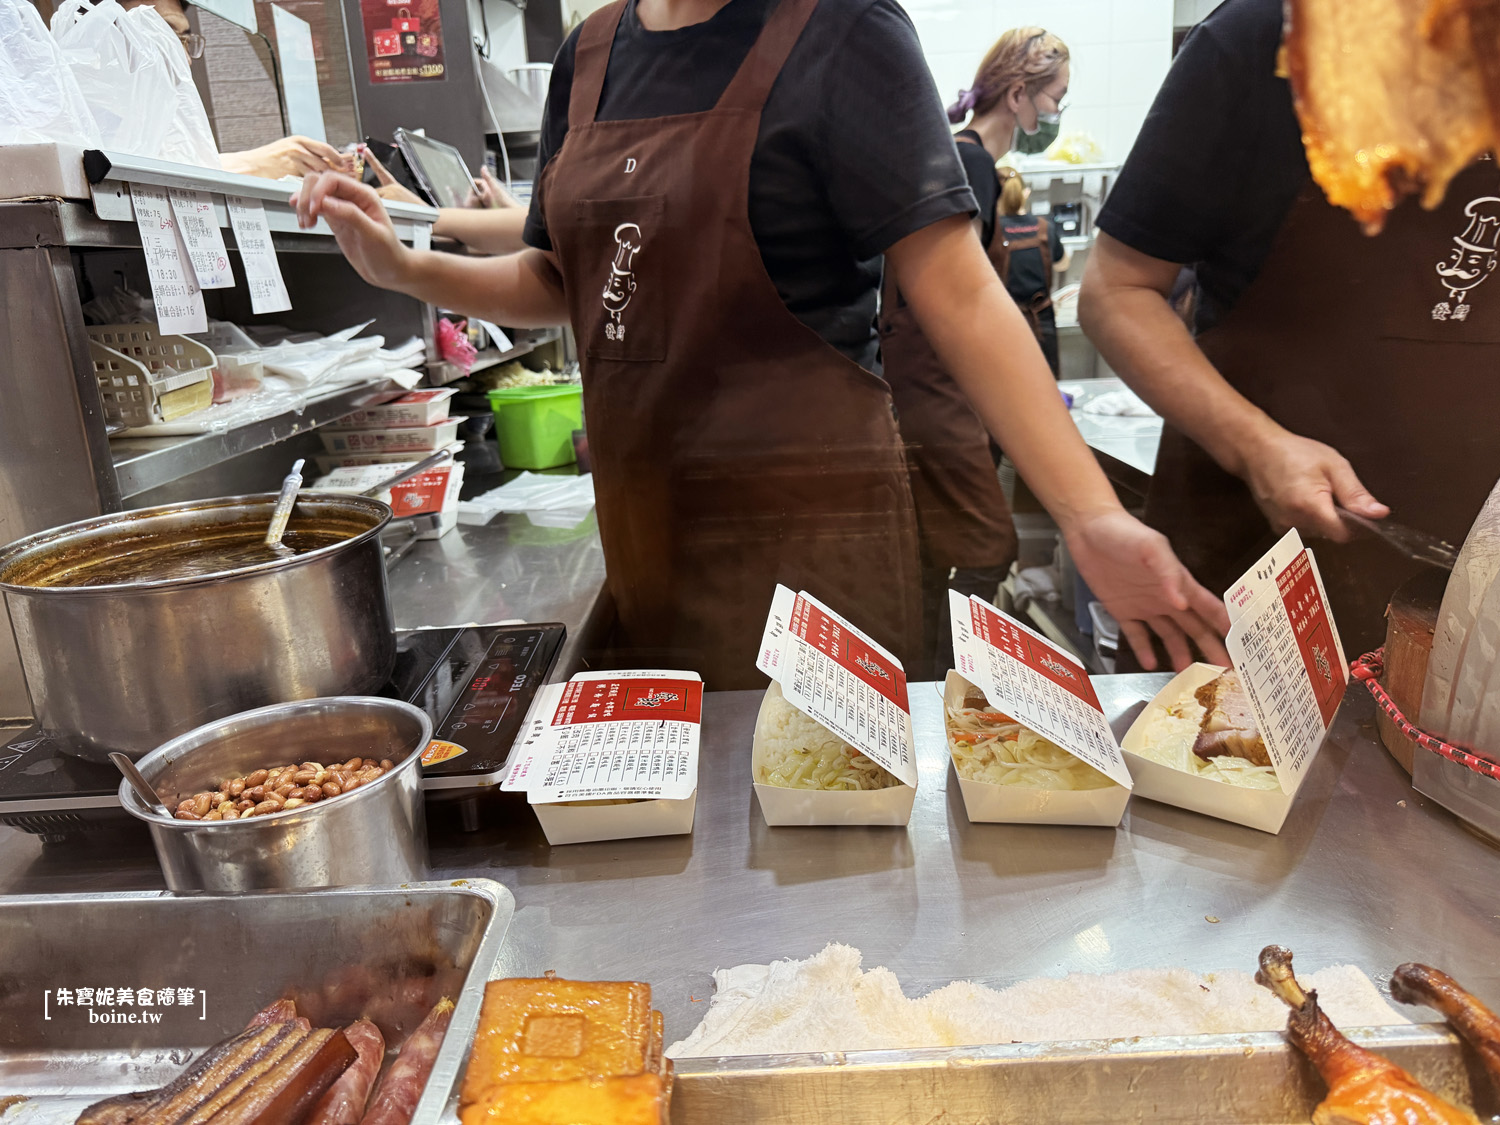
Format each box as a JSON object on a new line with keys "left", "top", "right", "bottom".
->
{"left": 756, "top": 585, "right": 917, "bottom": 787}
{"left": 501, "top": 670, "right": 702, "bottom": 803}
{"left": 1223, "top": 530, "right": 1347, "bottom": 786}
{"left": 949, "top": 591, "right": 1133, "bottom": 787}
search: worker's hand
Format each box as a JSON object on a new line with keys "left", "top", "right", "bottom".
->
{"left": 290, "top": 173, "right": 412, "bottom": 291}
{"left": 358, "top": 145, "right": 427, "bottom": 206}
{"left": 466, "top": 166, "right": 521, "bottom": 209}
{"left": 1062, "top": 507, "right": 1232, "bottom": 671}
{"left": 222, "top": 136, "right": 353, "bottom": 180}
{"left": 1240, "top": 423, "right": 1389, "bottom": 542}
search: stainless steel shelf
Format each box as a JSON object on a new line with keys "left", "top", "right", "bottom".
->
{"left": 110, "top": 378, "right": 407, "bottom": 498}
{"left": 469, "top": 327, "right": 563, "bottom": 372}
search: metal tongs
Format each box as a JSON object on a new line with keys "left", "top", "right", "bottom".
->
{"left": 1336, "top": 506, "right": 1458, "bottom": 570}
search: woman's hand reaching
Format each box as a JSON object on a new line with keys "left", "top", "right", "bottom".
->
{"left": 290, "top": 173, "right": 412, "bottom": 291}
{"left": 1061, "top": 507, "right": 1231, "bottom": 671}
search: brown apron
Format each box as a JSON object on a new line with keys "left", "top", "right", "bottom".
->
{"left": 878, "top": 135, "right": 1018, "bottom": 574}
{"left": 1145, "top": 160, "right": 1500, "bottom": 656}
{"left": 1002, "top": 214, "right": 1054, "bottom": 342}
{"left": 537, "top": 0, "right": 923, "bottom": 690}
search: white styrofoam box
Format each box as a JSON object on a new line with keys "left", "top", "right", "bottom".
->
{"left": 329, "top": 389, "right": 457, "bottom": 430}
{"left": 0, "top": 144, "right": 90, "bottom": 201}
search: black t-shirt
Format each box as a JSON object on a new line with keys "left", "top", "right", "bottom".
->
{"left": 524, "top": 0, "right": 976, "bottom": 368}
{"left": 998, "top": 214, "right": 1064, "bottom": 305}
{"left": 1096, "top": 0, "right": 1309, "bottom": 332}
{"left": 955, "top": 130, "right": 999, "bottom": 247}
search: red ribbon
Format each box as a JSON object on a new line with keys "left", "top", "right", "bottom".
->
{"left": 1350, "top": 648, "right": 1500, "bottom": 781}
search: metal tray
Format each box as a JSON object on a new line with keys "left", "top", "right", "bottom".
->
{"left": 673, "top": 1024, "right": 1498, "bottom": 1125}
{"left": 0, "top": 880, "right": 514, "bottom": 1122}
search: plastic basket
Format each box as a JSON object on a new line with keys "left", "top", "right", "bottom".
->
{"left": 487, "top": 385, "right": 583, "bottom": 470}
{"left": 86, "top": 324, "right": 216, "bottom": 427}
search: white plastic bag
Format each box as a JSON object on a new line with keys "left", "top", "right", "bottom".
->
{"left": 51, "top": 0, "right": 219, "bottom": 168}
{"left": 0, "top": 0, "right": 100, "bottom": 146}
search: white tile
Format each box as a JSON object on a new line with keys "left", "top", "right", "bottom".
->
{"left": 1107, "top": 39, "right": 1169, "bottom": 105}
{"left": 1110, "top": 0, "right": 1172, "bottom": 44}
{"left": 1105, "top": 100, "right": 1151, "bottom": 162}
{"left": 1064, "top": 41, "right": 1110, "bottom": 106}
{"left": 1047, "top": 0, "right": 1113, "bottom": 45}
{"left": 905, "top": 0, "right": 995, "bottom": 56}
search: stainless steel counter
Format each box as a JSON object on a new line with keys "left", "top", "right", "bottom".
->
{"left": 2, "top": 674, "right": 1495, "bottom": 1050}
{"left": 1062, "top": 377, "right": 1163, "bottom": 498}
{"left": 386, "top": 511, "right": 609, "bottom": 675}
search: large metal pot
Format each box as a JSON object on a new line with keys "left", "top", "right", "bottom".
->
{"left": 119, "top": 696, "right": 429, "bottom": 891}
{"left": 0, "top": 494, "right": 395, "bottom": 760}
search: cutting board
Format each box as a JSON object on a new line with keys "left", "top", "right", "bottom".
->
{"left": 1378, "top": 570, "right": 1446, "bottom": 775}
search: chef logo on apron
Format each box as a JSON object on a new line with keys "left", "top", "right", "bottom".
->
{"left": 601, "top": 222, "right": 642, "bottom": 341}
{"left": 1431, "top": 195, "right": 1500, "bottom": 321}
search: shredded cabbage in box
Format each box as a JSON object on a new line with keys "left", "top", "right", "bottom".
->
{"left": 945, "top": 704, "right": 1114, "bottom": 790}
{"left": 755, "top": 686, "right": 900, "bottom": 791}
{"left": 1133, "top": 694, "right": 1281, "bottom": 790}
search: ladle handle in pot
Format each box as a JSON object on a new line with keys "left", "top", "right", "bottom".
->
{"left": 361, "top": 449, "right": 454, "bottom": 498}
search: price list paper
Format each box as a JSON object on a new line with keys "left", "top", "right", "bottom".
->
{"left": 1224, "top": 530, "right": 1347, "bottom": 792}
{"left": 128, "top": 185, "right": 207, "bottom": 334}
{"left": 225, "top": 196, "right": 293, "bottom": 314}
{"left": 166, "top": 189, "right": 234, "bottom": 289}
{"left": 949, "top": 591, "right": 1132, "bottom": 787}
{"left": 755, "top": 585, "right": 917, "bottom": 788}
{"left": 502, "top": 671, "right": 702, "bottom": 804}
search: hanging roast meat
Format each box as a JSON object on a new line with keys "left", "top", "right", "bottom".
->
{"left": 1282, "top": 0, "right": 1500, "bottom": 233}
{"left": 1256, "top": 945, "right": 1480, "bottom": 1124}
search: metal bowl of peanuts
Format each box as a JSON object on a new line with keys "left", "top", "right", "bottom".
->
{"left": 118, "top": 696, "right": 430, "bottom": 892}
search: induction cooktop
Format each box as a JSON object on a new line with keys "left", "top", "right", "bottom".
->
{"left": 0, "top": 623, "right": 564, "bottom": 840}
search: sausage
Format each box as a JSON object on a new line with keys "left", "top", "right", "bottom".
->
{"left": 358, "top": 998, "right": 453, "bottom": 1125}
{"left": 305, "top": 1019, "right": 385, "bottom": 1125}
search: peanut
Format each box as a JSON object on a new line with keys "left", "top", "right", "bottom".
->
{"left": 321, "top": 781, "right": 341, "bottom": 798}
{"left": 251, "top": 799, "right": 281, "bottom": 817}
{"left": 379, "top": 759, "right": 395, "bottom": 771}
{"left": 282, "top": 797, "right": 306, "bottom": 810}
{"left": 245, "top": 769, "right": 268, "bottom": 787}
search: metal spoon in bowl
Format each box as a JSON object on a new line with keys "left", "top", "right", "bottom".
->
{"left": 109, "top": 752, "right": 173, "bottom": 818}
{"left": 264, "top": 458, "right": 306, "bottom": 557}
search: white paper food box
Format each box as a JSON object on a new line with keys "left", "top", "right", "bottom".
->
{"left": 312, "top": 461, "right": 463, "bottom": 540}
{"left": 320, "top": 418, "right": 460, "bottom": 454}
{"left": 315, "top": 441, "right": 463, "bottom": 475}
{"left": 502, "top": 672, "right": 701, "bottom": 846}
{"left": 751, "top": 586, "right": 918, "bottom": 827}
{"left": 1119, "top": 530, "right": 1349, "bottom": 834}
{"left": 329, "top": 388, "right": 457, "bottom": 430}
{"left": 943, "top": 671, "right": 1130, "bottom": 826}
{"left": 946, "top": 592, "right": 1133, "bottom": 826}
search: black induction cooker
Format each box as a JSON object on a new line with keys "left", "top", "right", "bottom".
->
{"left": 0, "top": 623, "right": 564, "bottom": 842}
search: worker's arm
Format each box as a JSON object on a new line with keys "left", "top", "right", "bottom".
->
{"left": 292, "top": 172, "right": 568, "bottom": 328}
{"left": 1077, "top": 231, "right": 1387, "bottom": 540}
{"left": 887, "top": 216, "right": 1230, "bottom": 670}
{"left": 432, "top": 207, "right": 529, "bottom": 255}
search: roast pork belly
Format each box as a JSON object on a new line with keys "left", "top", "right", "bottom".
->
{"left": 1193, "top": 671, "right": 1271, "bottom": 768}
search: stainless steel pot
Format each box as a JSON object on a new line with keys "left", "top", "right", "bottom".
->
{"left": 0, "top": 494, "right": 396, "bottom": 760}
{"left": 119, "top": 696, "right": 430, "bottom": 891}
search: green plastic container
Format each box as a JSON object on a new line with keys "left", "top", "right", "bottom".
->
{"left": 487, "top": 385, "right": 583, "bottom": 470}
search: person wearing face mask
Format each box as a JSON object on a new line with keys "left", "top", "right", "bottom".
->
{"left": 122, "top": 0, "right": 356, "bottom": 179}
{"left": 292, "top": 0, "right": 1230, "bottom": 685}
{"left": 878, "top": 27, "right": 1071, "bottom": 675}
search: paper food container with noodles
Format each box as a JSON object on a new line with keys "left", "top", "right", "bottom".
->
{"left": 750, "top": 585, "right": 918, "bottom": 827}
{"left": 501, "top": 671, "right": 701, "bottom": 845}
{"left": 947, "top": 593, "right": 1133, "bottom": 826}
{"left": 1120, "top": 530, "right": 1349, "bottom": 834}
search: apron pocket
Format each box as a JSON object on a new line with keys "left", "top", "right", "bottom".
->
{"left": 574, "top": 194, "right": 667, "bottom": 363}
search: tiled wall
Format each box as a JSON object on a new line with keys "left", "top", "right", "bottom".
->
{"left": 899, "top": 0, "right": 1174, "bottom": 164}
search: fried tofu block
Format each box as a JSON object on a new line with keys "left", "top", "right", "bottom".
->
{"left": 459, "top": 1074, "right": 666, "bottom": 1125}
{"left": 459, "top": 979, "right": 653, "bottom": 1108}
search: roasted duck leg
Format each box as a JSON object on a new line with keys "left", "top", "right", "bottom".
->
{"left": 1391, "top": 963, "right": 1500, "bottom": 1093}
{"left": 1256, "top": 946, "right": 1480, "bottom": 1125}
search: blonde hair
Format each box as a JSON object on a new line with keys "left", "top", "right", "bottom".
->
{"left": 947, "top": 28, "right": 1070, "bottom": 124}
{"left": 998, "top": 168, "right": 1028, "bottom": 216}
